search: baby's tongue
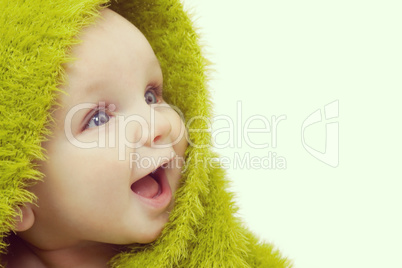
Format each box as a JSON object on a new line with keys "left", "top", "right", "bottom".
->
{"left": 131, "top": 175, "right": 159, "bottom": 198}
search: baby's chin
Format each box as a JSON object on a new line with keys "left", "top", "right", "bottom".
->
{"left": 127, "top": 224, "right": 167, "bottom": 245}
{"left": 122, "top": 212, "right": 172, "bottom": 245}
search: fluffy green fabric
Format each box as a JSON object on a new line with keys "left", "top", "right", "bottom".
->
{"left": 0, "top": 0, "right": 292, "bottom": 267}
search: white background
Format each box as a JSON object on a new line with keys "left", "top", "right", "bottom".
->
{"left": 181, "top": 1, "right": 402, "bottom": 267}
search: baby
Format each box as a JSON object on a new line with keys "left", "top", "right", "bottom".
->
{"left": 3, "top": 8, "right": 188, "bottom": 267}
{"left": 1, "top": 1, "right": 293, "bottom": 267}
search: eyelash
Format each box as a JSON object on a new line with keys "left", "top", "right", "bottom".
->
{"left": 82, "top": 85, "right": 163, "bottom": 131}
{"left": 83, "top": 106, "right": 113, "bottom": 131}
{"left": 150, "top": 84, "right": 163, "bottom": 100}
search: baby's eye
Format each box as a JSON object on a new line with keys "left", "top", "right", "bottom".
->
{"left": 144, "top": 89, "right": 160, "bottom": 105}
{"left": 86, "top": 110, "right": 110, "bottom": 129}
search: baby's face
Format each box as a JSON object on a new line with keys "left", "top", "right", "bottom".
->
{"left": 23, "top": 8, "right": 188, "bottom": 247}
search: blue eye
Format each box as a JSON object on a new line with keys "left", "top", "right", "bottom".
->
{"left": 86, "top": 110, "right": 110, "bottom": 129}
{"left": 144, "top": 89, "right": 158, "bottom": 104}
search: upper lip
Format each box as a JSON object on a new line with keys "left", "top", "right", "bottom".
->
{"left": 130, "top": 153, "right": 176, "bottom": 185}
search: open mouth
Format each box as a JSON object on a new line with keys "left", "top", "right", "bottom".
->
{"left": 131, "top": 167, "right": 163, "bottom": 199}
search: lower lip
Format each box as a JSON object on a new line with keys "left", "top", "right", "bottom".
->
{"left": 132, "top": 169, "right": 172, "bottom": 210}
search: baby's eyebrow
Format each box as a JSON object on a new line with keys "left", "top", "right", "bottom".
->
{"left": 75, "top": 55, "right": 163, "bottom": 98}
{"left": 150, "top": 56, "right": 163, "bottom": 75}
{"left": 81, "top": 82, "right": 100, "bottom": 97}
{"left": 155, "top": 57, "right": 162, "bottom": 69}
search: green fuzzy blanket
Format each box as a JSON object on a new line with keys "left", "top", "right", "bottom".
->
{"left": 0, "top": 0, "right": 292, "bottom": 266}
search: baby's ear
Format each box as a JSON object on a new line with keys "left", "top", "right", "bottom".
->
{"left": 13, "top": 204, "right": 35, "bottom": 232}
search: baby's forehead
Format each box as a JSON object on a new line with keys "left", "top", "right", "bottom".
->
{"left": 64, "top": 10, "right": 160, "bottom": 88}
{"left": 57, "top": 8, "right": 162, "bottom": 118}
{"left": 70, "top": 9, "right": 142, "bottom": 62}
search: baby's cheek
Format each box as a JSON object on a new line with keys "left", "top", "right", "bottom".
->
{"left": 171, "top": 112, "right": 188, "bottom": 141}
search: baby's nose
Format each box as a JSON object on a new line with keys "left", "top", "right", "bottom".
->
{"left": 144, "top": 104, "right": 172, "bottom": 148}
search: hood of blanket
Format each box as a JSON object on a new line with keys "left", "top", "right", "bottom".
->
{"left": 0, "top": 0, "right": 291, "bottom": 267}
